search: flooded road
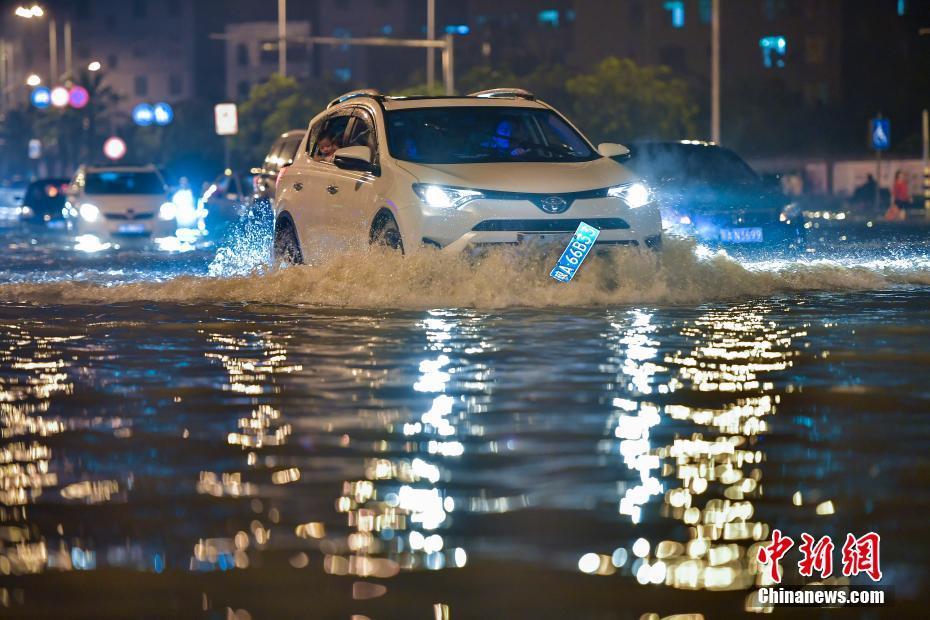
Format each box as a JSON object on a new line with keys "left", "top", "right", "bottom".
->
{"left": 1, "top": 224, "right": 929, "bottom": 618}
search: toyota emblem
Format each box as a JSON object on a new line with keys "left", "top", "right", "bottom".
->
{"left": 538, "top": 195, "right": 569, "bottom": 213}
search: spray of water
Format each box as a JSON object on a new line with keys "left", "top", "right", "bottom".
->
{"left": 3, "top": 232, "right": 930, "bottom": 308}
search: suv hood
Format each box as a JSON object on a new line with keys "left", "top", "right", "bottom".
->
{"left": 80, "top": 194, "right": 166, "bottom": 214}
{"left": 395, "top": 157, "right": 635, "bottom": 193}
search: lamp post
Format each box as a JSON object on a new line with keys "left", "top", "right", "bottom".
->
{"left": 14, "top": 4, "right": 73, "bottom": 83}
{"left": 710, "top": 0, "right": 720, "bottom": 144}
{"left": 426, "top": 0, "right": 436, "bottom": 91}
{"left": 277, "top": 0, "right": 287, "bottom": 77}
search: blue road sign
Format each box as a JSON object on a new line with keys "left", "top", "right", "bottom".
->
{"left": 132, "top": 103, "right": 155, "bottom": 126}
{"left": 871, "top": 118, "right": 890, "bottom": 151}
{"left": 153, "top": 102, "right": 174, "bottom": 126}
{"left": 30, "top": 86, "right": 51, "bottom": 109}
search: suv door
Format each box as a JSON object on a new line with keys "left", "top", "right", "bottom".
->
{"left": 284, "top": 111, "right": 353, "bottom": 255}
{"left": 325, "top": 106, "right": 381, "bottom": 240}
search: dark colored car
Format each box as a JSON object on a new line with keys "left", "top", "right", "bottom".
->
{"left": 618, "top": 141, "right": 803, "bottom": 247}
{"left": 19, "top": 178, "right": 71, "bottom": 228}
{"left": 251, "top": 129, "right": 305, "bottom": 205}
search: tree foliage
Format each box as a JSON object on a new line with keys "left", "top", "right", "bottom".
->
{"left": 232, "top": 75, "right": 344, "bottom": 169}
{"left": 566, "top": 57, "right": 697, "bottom": 143}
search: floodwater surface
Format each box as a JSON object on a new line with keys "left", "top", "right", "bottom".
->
{"left": 0, "top": 223, "right": 929, "bottom": 618}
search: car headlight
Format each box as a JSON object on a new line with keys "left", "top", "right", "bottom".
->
{"left": 159, "top": 201, "right": 177, "bottom": 221}
{"left": 608, "top": 182, "right": 651, "bottom": 209}
{"left": 79, "top": 203, "right": 100, "bottom": 222}
{"left": 413, "top": 184, "right": 483, "bottom": 209}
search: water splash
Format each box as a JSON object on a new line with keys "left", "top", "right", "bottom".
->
{"left": 3, "top": 237, "right": 930, "bottom": 309}
{"left": 207, "top": 202, "right": 274, "bottom": 277}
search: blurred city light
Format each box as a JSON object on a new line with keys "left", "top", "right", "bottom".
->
{"left": 49, "top": 86, "right": 69, "bottom": 107}
{"left": 25, "top": 73, "right": 41, "bottom": 86}
{"left": 87, "top": 61, "right": 101, "bottom": 72}
{"left": 14, "top": 5, "right": 44, "bottom": 19}
{"left": 68, "top": 86, "right": 90, "bottom": 109}
{"left": 103, "top": 136, "right": 127, "bottom": 160}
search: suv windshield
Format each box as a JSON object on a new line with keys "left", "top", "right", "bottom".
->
{"left": 626, "top": 144, "right": 760, "bottom": 186}
{"left": 85, "top": 171, "right": 164, "bottom": 195}
{"left": 385, "top": 106, "right": 597, "bottom": 164}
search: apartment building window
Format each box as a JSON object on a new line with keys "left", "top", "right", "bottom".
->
{"left": 236, "top": 43, "right": 250, "bottom": 67}
{"left": 805, "top": 36, "right": 826, "bottom": 65}
{"left": 107, "top": 53, "right": 119, "bottom": 69}
{"left": 660, "top": 45, "right": 687, "bottom": 71}
{"left": 259, "top": 41, "right": 277, "bottom": 64}
{"left": 238, "top": 81, "right": 251, "bottom": 99}
{"left": 135, "top": 75, "right": 148, "bottom": 96}
{"left": 629, "top": 2, "right": 644, "bottom": 28}
{"left": 75, "top": 0, "right": 92, "bottom": 19}
{"left": 169, "top": 74, "right": 183, "bottom": 96}
{"left": 698, "top": 0, "right": 711, "bottom": 23}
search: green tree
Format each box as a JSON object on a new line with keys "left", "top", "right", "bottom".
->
{"left": 566, "top": 57, "right": 697, "bottom": 144}
{"left": 232, "top": 75, "right": 345, "bottom": 169}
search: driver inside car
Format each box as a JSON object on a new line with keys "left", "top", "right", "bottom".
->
{"left": 484, "top": 119, "right": 529, "bottom": 158}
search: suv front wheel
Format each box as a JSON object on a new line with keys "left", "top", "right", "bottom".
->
{"left": 273, "top": 217, "right": 303, "bottom": 266}
{"left": 369, "top": 211, "right": 404, "bottom": 253}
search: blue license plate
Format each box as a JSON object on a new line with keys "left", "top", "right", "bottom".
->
{"left": 118, "top": 223, "right": 147, "bottom": 234}
{"left": 550, "top": 221, "right": 600, "bottom": 282}
{"left": 719, "top": 227, "right": 763, "bottom": 243}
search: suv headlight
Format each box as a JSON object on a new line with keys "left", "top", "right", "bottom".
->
{"left": 79, "top": 203, "right": 100, "bottom": 222}
{"left": 413, "top": 184, "right": 483, "bottom": 209}
{"left": 608, "top": 182, "right": 651, "bottom": 208}
{"left": 159, "top": 201, "right": 178, "bottom": 221}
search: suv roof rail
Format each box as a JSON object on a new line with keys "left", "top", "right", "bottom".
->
{"left": 468, "top": 88, "right": 536, "bottom": 101}
{"left": 327, "top": 88, "right": 384, "bottom": 108}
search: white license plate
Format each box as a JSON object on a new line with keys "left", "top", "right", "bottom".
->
{"left": 517, "top": 233, "right": 573, "bottom": 246}
{"left": 719, "top": 227, "right": 763, "bottom": 243}
{"left": 118, "top": 223, "right": 147, "bottom": 234}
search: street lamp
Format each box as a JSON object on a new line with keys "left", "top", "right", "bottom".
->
{"left": 26, "top": 73, "right": 41, "bottom": 86}
{"left": 14, "top": 4, "right": 73, "bottom": 83}
{"left": 87, "top": 61, "right": 101, "bottom": 72}
{"left": 14, "top": 5, "right": 43, "bottom": 18}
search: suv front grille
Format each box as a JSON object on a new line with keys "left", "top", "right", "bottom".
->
{"left": 104, "top": 212, "right": 155, "bottom": 220}
{"left": 472, "top": 218, "right": 629, "bottom": 232}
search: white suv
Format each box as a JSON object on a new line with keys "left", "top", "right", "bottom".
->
{"left": 273, "top": 88, "right": 661, "bottom": 262}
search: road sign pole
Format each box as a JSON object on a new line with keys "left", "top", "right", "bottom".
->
{"left": 923, "top": 110, "right": 930, "bottom": 213}
{"left": 875, "top": 148, "right": 882, "bottom": 212}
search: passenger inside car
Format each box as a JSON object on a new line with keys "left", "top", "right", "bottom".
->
{"left": 314, "top": 132, "right": 340, "bottom": 162}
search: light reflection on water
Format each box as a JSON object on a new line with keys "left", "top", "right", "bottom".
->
{"left": 0, "top": 294, "right": 929, "bottom": 616}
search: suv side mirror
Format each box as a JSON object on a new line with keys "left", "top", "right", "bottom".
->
{"left": 598, "top": 142, "right": 630, "bottom": 159}
{"left": 333, "top": 146, "right": 375, "bottom": 172}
